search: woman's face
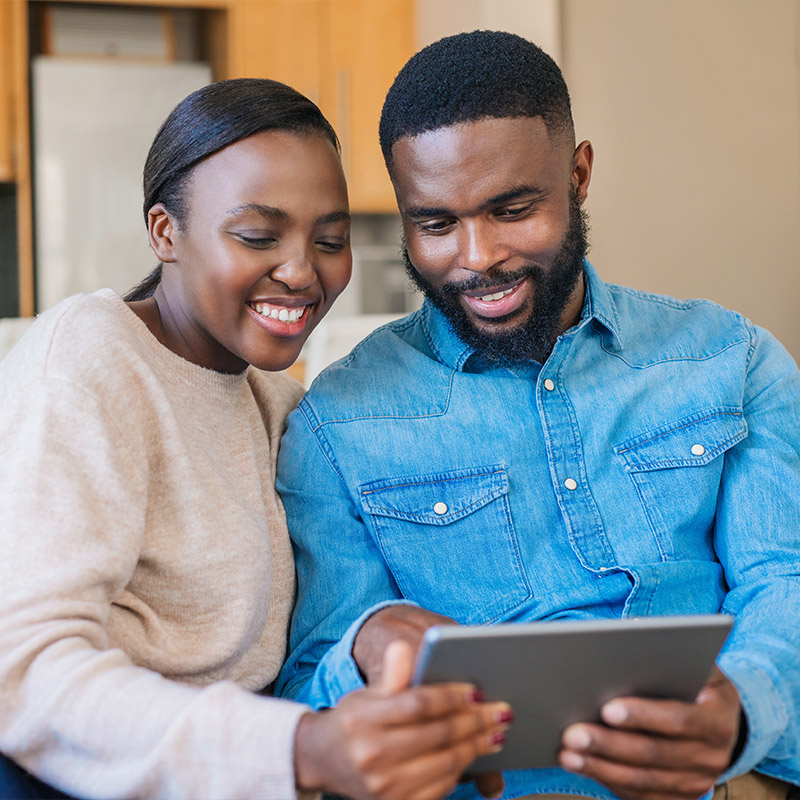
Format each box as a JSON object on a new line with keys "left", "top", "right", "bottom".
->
{"left": 153, "top": 130, "right": 351, "bottom": 373}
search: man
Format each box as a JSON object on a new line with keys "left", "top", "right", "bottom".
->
{"left": 276, "top": 31, "right": 800, "bottom": 800}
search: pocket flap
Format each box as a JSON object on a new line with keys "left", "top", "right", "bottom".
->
{"left": 360, "top": 465, "right": 508, "bottom": 525}
{"left": 615, "top": 408, "right": 747, "bottom": 473}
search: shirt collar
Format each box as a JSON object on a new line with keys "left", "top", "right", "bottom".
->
{"left": 421, "top": 259, "right": 625, "bottom": 372}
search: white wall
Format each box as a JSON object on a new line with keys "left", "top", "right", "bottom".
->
{"left": 562, "top": 0, "right": 800, "bottom": 359}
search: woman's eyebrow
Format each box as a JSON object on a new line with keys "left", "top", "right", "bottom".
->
{"left": 226, "top": 203, "right": 289, "bottom": 221}
{"left": 317, "top": 210, "right": 351, "bottom": 225}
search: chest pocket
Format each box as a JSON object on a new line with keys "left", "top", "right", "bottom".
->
{"left": 359, "top": 465, "right": 531, "bottom": 624}
{"left": 614, "top": 407, "right": 748, "bottom": 559}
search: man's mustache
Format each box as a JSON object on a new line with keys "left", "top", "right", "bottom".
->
{"left": 440, "top": 265, "right": 544, "bottom": 296}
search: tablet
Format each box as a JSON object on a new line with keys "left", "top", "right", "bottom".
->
{"left": 413, "top": 614, "right": 733, "bottom": 773}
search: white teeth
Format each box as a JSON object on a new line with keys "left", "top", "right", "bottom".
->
{"left": 478, "top": 287, "right": 515, "bottom": 302}
{"left": 251, "top": 303, "right": 304, "bottom": 324}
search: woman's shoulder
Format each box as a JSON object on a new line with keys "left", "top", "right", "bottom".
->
{"left": 1, "top": 290, "right": 156, "bottom": 396}
{"left": 246, "top": 368, "right": 306, "bottom": 425}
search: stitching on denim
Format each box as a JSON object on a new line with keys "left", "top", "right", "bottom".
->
{"left": 361, "top": 468, "right": 505, "bottom": 496}
{"left": 599, "top": 336, "right": 749, "bottom": 368}
{"left": 299, "top": 400, "right": 349, "bottom": 486}
{"left": 309, "top": 367, "right": 455, "bottom": 430}
{"left": 616, "top": 410, "right": 743, "bottom": 454}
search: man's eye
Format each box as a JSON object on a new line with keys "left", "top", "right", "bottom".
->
{"left": 420, "top": 219, "right": 454, "bottom": 233}
{"left": 496, "top": 204, "right": 531, "bottom": 218}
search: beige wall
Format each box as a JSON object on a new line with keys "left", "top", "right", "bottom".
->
{"left": 562, "top": 0, "right": 800, "bottom": 359}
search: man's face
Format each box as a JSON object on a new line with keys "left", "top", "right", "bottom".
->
{"left": 391, "top": 117, "right": 593, "bottom": 364}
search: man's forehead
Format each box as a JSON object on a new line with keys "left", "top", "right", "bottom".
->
{"left": 390, "top": 116, "right": 568, "bottom": 208}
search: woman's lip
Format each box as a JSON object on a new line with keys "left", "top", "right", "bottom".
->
{"left": 462, "top": 278, "right": 529, "bottom": 319}
{"left": 246, "top": 302, "right": 312, "bottom": 336}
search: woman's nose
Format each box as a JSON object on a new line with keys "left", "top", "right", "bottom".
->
{"left": 269, "top": 248, "right": 316, "bottom": 290}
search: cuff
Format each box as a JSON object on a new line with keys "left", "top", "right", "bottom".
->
{"left": 716, "top": 654, "right": 790, "bottom": 781}
{"left": 313, "top": 598, "right": 420, "bottom": 706}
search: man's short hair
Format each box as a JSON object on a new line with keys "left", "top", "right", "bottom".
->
{"left": 379, "top": 30, "right": 574, "bottom": 173}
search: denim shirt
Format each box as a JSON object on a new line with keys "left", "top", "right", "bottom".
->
{"left": 276, "top": 262, "right": 800, "bottom": 799}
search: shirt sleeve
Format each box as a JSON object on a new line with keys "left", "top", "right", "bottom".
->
{"left": 0, "top": 378, "right": 311, "bottom": 800}
{"left": 275, "top": 399, "right": 413, "bottom": 707}
{"left": 713, "top": 324, "right": 800, "bottom": 781}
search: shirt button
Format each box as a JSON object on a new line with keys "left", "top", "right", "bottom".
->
{"left": 433, "top": 502, "right": 448, "bottom": 515}
{"left": 564, "top": 478, "right": 578, "bottom": 490}
{"left": 543, "top": 378, "right": 555, "bottom": 391}
{"left": 691, "top": 443, "right": 706, "bottom": 456}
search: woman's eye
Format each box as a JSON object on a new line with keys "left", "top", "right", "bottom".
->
{"left": 316, "top": 240, "right": 347, "bottom": 253}
{"left": 237, "top": 234, "right": 276, "bottom": 248}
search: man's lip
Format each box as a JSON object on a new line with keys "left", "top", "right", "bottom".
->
{"left": 461, "top": 277, "right": 529, "bottom": 319}
{"left": 461, "top": 277, "right": 526, "bottom": 299}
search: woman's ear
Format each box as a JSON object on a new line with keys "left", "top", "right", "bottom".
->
{"left": 147, "top": 203, "right": 178, "bottom": 263}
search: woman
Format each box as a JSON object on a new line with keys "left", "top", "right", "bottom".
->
{"left": 0, "top": 79, "right": 509, "bottom": 800}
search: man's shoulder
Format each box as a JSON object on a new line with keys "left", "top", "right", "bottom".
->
{"left": 300, "top": 310, "right": 451, "bottom": 423}
{"left": 604, "top": 282, "right": 755, "bottom": 360}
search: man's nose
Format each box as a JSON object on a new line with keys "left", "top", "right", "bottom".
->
{"left": 457, "top": 219, "right": 508, "bottom": 273}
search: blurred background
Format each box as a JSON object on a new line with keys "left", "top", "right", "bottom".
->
{"left": 1, "top": 0, "right": 798, "bottom": 383}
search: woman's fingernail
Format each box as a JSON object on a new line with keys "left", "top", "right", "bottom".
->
{"left": 560, "top": 750, "right": 585, "bottom": 770}
{"left": 602, "top": 701, "right": 628, "bottom": 725}
{"left": 497, "top": 709, "right": 514, "bottom": 724}
{"left": 490, "top": 731, "right": 506, "bottom": 746}
{"left": 471, "top": 689, "right": 485, "bottom": 702}
{"left": 563, "top": 725, "right": 591, "bottom": 749}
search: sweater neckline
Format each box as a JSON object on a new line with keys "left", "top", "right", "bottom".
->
{"left": 95, "top": 288, "right": 250, "bottom": 394}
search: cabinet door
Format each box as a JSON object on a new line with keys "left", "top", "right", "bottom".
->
{"left": 226, "top": 0, "right": 326, "bottom": 107}
{"left": 323, "top": 0, "right": 414, "bottom": 212}
{"left": 0, "top": 0, "right": 17, "bottom": 181}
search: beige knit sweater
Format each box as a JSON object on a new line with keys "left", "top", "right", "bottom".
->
{"left": 0, "top": 290, "right": 312, "bottom": 799}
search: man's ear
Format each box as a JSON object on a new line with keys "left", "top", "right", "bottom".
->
{"left": 147, "top": 203, "right": 178, "bottom": 263}
{"left": 571, "top": 140, "right": 594, "bottom": 204}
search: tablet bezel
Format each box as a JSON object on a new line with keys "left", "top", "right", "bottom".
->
{"left": 412, "top": 614, "right": 733, "bottom": 773}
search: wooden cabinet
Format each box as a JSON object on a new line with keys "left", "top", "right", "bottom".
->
{"left": 226, "top": 0, "right": 414, "bottom": 212}
{"left": 0, "top": 0, "right": 20, "bottom": 182}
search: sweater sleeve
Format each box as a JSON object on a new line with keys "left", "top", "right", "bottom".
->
{"left": 0, "top": 377, "right": 311, "bottom": 800}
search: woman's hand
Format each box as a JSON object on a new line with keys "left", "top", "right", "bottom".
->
{"left": 294, "top": 640, "right": 511, "bottom": 800}
{"left": 558, "top": 667, "right": 742, "bottom": 800}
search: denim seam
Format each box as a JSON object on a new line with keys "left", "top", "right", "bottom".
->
{"left": 616, "top": 409, "right": 744, "bottom": 453}
{"left": 308, "top": 368, "right": 456, "bottom": 429}
{"left": 599, "top": 336, "right": 749, "bottom": 367}
{"left": 298, "top": 400, "right": 349, "bottom": 486}
{"left": 362, "top": 468, "right": 505, "bottom": 495}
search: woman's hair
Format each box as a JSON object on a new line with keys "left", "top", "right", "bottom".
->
{"left": 126, "top": 78, "right": 340, "bottom": 301}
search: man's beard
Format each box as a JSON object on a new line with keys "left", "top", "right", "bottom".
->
{"left": 403, "top": 189, "right": 590, "bottom": 365}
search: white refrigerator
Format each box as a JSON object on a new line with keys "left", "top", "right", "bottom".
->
{"left": 32, "top": 57, "right": 212, "bottom": 312}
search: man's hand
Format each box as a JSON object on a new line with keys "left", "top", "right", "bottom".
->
{"left": 558, "top": 667, "right": 742, "bottom": 800}
{"left": 352, "top": 605, "right": 456, "bottom": 684}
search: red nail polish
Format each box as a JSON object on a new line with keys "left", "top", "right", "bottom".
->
{"left": 499, "top": 710, "right": 514, "bottom": 724}
{"left": 471, "top": 689, "right": 485, "bottom": 702}
{"left": 490, "top": 731, "right": 506, "bottom": 746}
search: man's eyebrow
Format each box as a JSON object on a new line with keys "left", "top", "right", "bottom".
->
{"left": 483, "top": 185, "right": 546, "bottom": 208}
{"left": 403, "top": 186, "right": 546, "bottom": 220}
{"left": 225, "top": 205, "right": 350, "bottom": 225}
